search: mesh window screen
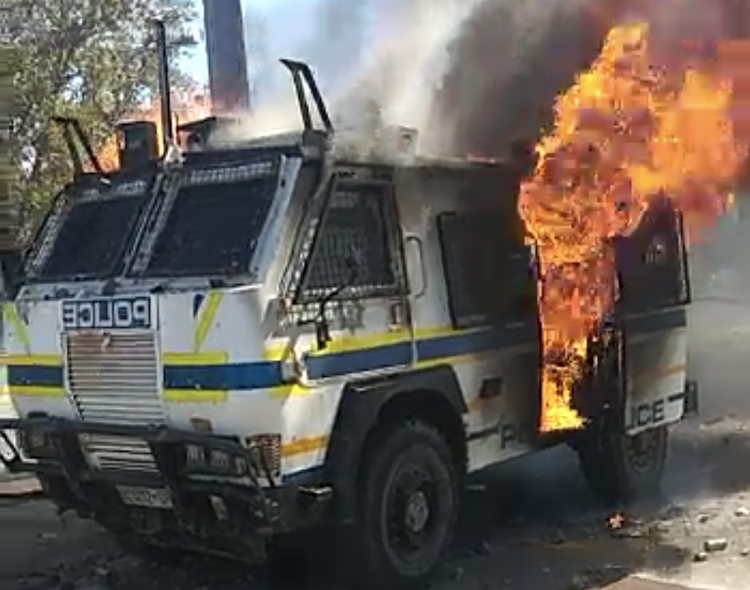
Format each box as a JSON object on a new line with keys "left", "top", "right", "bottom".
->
{"left": 39, "top": 196, "right": 145, "bottom": 279}
{"left": 299, "top": 183, "right": 400, "bottom": 301}
{"left": 145, "top": 177, "right": 276, "bottom": 276}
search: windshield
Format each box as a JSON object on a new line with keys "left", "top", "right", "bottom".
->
{"left": 29, "top": 179, "right": 150, "bottom": 281}
{"left": 141, "top": 160, "right": 280, "bottom": 277}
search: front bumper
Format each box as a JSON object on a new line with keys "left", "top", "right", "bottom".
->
{"left": 0, "top": 416, "right": 329, "bottom": 559}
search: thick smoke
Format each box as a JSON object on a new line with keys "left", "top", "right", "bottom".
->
{"left": 301, "top": 0, "right": 374, "bottom": 92}
{"left": 426, "top": 0, "right": 620, "bottom": 156}
{"left": 428, "top": 0, "right": 738, "bottom": 156}
{"left": 222, "top": 0, "right": 742, "bottom": 162}
{"left": 325, "top": 0, "right": 479, "bottom": 156}
{"left": 216, "top": 0, "right": 482, "bottom": 145}
{"left": 222, "top": 0, "right": 586, "bottom": 152}
{"left": 317, "top": 0, "right": 621, "bottom": 156}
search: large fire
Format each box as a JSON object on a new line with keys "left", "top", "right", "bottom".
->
{"left": 519, "top": 23, "right": 746, "bottom": 432}
{"left": 94, "top": 92, "right": 211, "bottom": 171}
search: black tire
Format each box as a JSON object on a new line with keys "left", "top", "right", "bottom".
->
{"left": 342, "top": 419, "right": 460, "bottom": 590}
{"left": 576, "top": 424, "right": 668, "bottom": 505}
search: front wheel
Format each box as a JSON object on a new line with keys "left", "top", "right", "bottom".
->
{"left": 575, "top": 425, "right": 668, "bottom": 505}
{"left": 342, "top": 419, "right": 460, "bottom": 590}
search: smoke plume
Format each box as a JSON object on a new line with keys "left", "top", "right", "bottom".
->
{"left": 224, "top": 0, "right": 740, "bottom": 160}
{"left": 428, "top": 0, "right": 738, "bottom": 156}
{"left": 426, "top": 0, "right": 619, "bottom": 156}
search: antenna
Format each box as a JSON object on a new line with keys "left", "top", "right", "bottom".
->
{"left": 153, "top": 20, "right": 174, "bottom": 155}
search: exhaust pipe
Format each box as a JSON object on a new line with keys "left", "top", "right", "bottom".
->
{"left": 202, "top": 0, "right": 250, "bottom": 113}
{"left": 153, "top": 20, "right": 174, "bottom": 155}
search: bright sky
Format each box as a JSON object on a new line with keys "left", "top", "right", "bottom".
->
{"left": 183, "top": 0, "right": 319, "bottom": 87}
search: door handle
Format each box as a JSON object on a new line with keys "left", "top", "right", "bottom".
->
{"left": 405, "top": 235, "right": 427, "bottom": 298}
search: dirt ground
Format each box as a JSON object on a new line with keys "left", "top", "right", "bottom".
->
{"left": 2, "top": 247, "right": 750, "bottom": 589}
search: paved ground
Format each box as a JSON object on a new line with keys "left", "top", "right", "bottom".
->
{"left": 2, "top": 242, "right": 750, "bottom": 588}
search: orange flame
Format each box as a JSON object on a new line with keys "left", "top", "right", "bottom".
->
{"left": 94, "top": 93, "right": 212, "bottom": 172}
{"left": 608, "top": 512, "right": 626, "bottom": 530}
{"left": 519, "top": 23, "right": 746, "bottom": 432}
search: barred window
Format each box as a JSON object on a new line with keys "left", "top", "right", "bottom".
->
{"left": 297, "top": 182, "right": 402, "bottom": 301}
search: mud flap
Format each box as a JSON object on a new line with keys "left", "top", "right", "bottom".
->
{"left": 683, "top": 380, "right": 699, "bottom": 417}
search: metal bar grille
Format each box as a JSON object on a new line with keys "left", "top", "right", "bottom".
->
{"left": 78, "top": 434, "right": 159, "bottom": 475}
{"left": 64, "top": 330, "right": 164, "bottom": 474}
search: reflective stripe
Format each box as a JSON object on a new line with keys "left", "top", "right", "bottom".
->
{"left": 193, "top": 292, "right": 223, "bottom": 352}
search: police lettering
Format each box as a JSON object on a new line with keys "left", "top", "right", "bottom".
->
{"left": 61, "top": 297, "right": 152, "bottom": 330}
{"left": 625, "top": 399, "right": 666, "bottom": 430}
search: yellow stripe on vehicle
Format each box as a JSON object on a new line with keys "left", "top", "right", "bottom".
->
{"left": 282, "top": 435, "right": 328, "bottom": 457}
{"left": 263, "top": 325, "right": 478, "bottom": 361}
{"left": 264, "top": 329, "right": 412, "bottom": 361}
{"left": 162, "top": 351, "right": 229, "bottom": 365}
{"left": 193, "top": 292, "right": 223, "bottom": 352}
{"left": 1, "top": 353, "right": 62, "bottom": 366}
{"left": 307, "top": 329, "right": 412, "bottom": 356}
{"left": 163, "top": 388, "right": 228, "bottom": 403}
{"left": 7, "top": 385, "right": 65, "bottom": 397}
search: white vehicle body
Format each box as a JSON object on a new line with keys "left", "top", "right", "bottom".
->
{"left": 0, "top": 63, "right": 695, "bottom": 590}
{"left": 1, "top": 145, "right": 690, "bottom": 485}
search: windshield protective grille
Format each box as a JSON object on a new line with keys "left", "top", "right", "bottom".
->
{"left": 31, "top": 179, "right": 150, "bottom": 280}
{"left": 142, "top": 160, "right": 280, "bottom": 277}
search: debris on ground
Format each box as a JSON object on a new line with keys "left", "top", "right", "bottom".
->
{"left": 703, "top": 538, "right": 729, "bottom": 553}
{"left": 692, "top": 551, "right": 709, "bottom": 563}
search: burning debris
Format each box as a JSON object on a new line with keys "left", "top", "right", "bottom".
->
{"left": 608, "top": 512, "right": 627, "bottom": 530}
{"left": 518, "top": 23, "right": 746, "bottom": 432}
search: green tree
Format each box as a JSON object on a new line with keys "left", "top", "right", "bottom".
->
{"left": 8, "top": 0, "right": 197, "bottom": 239}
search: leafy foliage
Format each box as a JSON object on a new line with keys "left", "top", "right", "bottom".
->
{"left": 0, "top": 45, "right": 21, "bottom": 250}
{"left": 6, "top": 0, "right": 197, "bottom": 240}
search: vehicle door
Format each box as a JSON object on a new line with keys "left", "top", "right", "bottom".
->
{"left": 283, "top": 164, "right": 414, "bottom": 383}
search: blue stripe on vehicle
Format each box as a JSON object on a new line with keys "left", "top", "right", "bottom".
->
{"left": 416, "top": 323, "right": 534, "bottom": 361}
{"left": 6, "top": 365, "right": 64, "bottom": 387}
{"left": 306, "top": 341, "right": 413, "bottom": 379}
{"left": 163, "top": 361, "right": 283, "bottom": 390}
{"left": 5, "top": 308, "right": 686, "bottom": 391}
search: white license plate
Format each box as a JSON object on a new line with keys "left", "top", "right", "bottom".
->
{"left": 116, "top": 485, "right": 173, "bottom": 509}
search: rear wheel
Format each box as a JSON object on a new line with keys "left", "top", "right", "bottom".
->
{"left": 576, "top": 424, "right": 668, "bottom": 505}
{"left": 342, "top": 419, "right": 460, "bottom": 590}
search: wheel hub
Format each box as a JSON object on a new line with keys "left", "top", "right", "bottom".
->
{"left": 405, "top": 490, "right": 430, "bottom": 533}
{"left": 624, "top": 429, "right": 659, "bottom": 474}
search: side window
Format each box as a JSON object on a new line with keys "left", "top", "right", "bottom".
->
{"left": 614, "top": 198, "right": 689, "bottom": 313}
{"left": 296, "top": 182, "right": 404, "bottom": 303}
{"left": 438, "top": 211, "right": 537, "bottom": 329}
